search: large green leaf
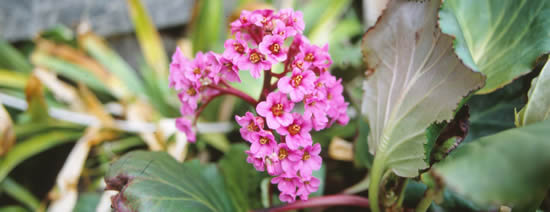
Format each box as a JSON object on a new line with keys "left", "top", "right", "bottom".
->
{"left": 105, "top": 151, "right": 236, "bottom": 212}
{"left": 218, "top": 144, "right": 264, "bottom": 211}
{"left": 517, "top": 57, "right": 550, "bottom": 126}
{"left": 439, "top": 0, "right": 550, "bottom": 94}
{"left": 432, "top": 119, "right": 550, "bottom": 210}
{"left": 361, "top": 1, "right": 484, "bottom": 211}
{"left": 362, "top": 0, "right": 484, "bottom": 177}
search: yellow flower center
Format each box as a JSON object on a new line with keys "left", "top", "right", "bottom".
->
{"left": 249, "top": 52, "right": 261, "bottom": 64}
{"left": 234, "top": 43, "right": 245, "bottom": 54}
{"left": 278, "top": 148, "right": 288, "bottom": 160}
{"left": 288, "top": 124, "right": 301, "bottom": 135}
{"left": 291, "top": 75, "right": 303, "bottom": 87}
{"left": 259, "top": 137, "right": 269, "bottom": 144}
{"left": 186, "top": 88, "right": 197, "bottom": 96}
{"left": 247, "top": 122, "right": 259, "bottom": 132}
{"left": 193, "top": 68, "right": 201, "bottom": 75}
{"left": 271, "top": 103, "right": 284, "bottom": 116}
{"left": 302, "top": 151, "right": 310, "bottom": 161}
{"left": 269, "top": 43, "right": 280, "bottom": 54}
{"left": 305, "top": 53, "right": 314, "bottom": 62}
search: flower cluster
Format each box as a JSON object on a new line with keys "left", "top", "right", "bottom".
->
{"left": 169, "top": 8, "right": 349, "bottom": 203}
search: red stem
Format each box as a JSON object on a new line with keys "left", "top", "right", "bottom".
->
{"left": 207, "top": 84, "right": 258, "bottom": 106}
{"left": 256, "top": 194, "right": 369, "bottom": 212}
{"left": 260, "top": 70, "right": 272, "bottom": 101}
{"left": 192, "top": 92, "right": 223, "bottom": 124}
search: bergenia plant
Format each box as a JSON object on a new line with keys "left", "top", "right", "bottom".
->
{"left": 169, "top": 8, "right": 349, "bottom": 202}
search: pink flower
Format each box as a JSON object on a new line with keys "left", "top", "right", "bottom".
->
{"left": 217, "top": 56, "right": 240, "bottom": 82}
{"left": 246, "top": 151, "right": 265, "bottom": 171}
{"left": 183, "top": 52, "right": 220, "bottom": 84}
{"left": 278, "top": 68, "right": 316, "bottom": 102}
{"left": 328, "top": 98, "right": 350, "bottom": 126}
{"left": 279, "top": 192, "right": 296, "bottom": 203}
{"left": 276, "top": 113, "right": 313, "bottom": 150}
{"left": 223, "top": 35, "right": 248, "bottom": 61}
{"left": 230, "top": 10, "right": 253, "bottom": 34}
{"left": 272, "top": 19, "right": 296, "bottom": 38}
{"left": 256, "top": 91, "right": 294, "bottom": 129}
{"left": 250, "top": 9, "right": 274, "bottom": 27}
{"left": 177, "top": 82, "right": 200, "bottom": 116}
{"left": 235, "top": 112, "right": 264, "bottom": 141}
{"left": 276, "top": 143, "right": 301, "bottom": 173}
{"left": 271, "top": 173, "right": 301, "bottom": 194}
{"left": 296, "top": 143, "right": 322, "bottom": 177}
{"left": 277, "top": 9, "right": 305, "bottom": 34}
{"left": 296, "top": 42, "right": 330, "bottom": 69}
{"left": 265, "top": 154, "right": 283, "bottom": 176}
{"left": 176, "top": 118, "right": 196, "bottom": 142}
{"left": 259, "top": 35, "right": 287, "bottom": 63}
{"left": 169, "top": 47, "right": 192, "bottom": 90}
{"left": 237, "top": 48, "right": 271, "bottom": 78}
{"left": 297, "top": 176, "right": 320, "bottom": 200}
{"left": 249, "top": 131, "right": 277, "bottom": 157}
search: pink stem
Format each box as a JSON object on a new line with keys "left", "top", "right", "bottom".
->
{"left": 207, "top": 84, "right": 258, "bottom": 106}
{"left": 258, "top": 194, "right": 370, "bottom": 212}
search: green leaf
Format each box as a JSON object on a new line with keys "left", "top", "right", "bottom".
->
{"left": 78, "top": 33, "right": 143, "bottom": 98}
{"left": 219, "top": 144, "right": 264, "bottom": 211}
{"left": 432, "top": 119, "right": 550, "bottom": 210}
{"left": 517, "top": 57, "right": 550, "bottom": 126}
{"left": 190, "top": 0, "right": 223, "bottom": 53}
{"left": 0, "top": 69, "right": 28, "bottom": 90}
{"left": 105, "top": 151, "right": 236, "bottom": 212}
{"left": 73, "top": 192, "right": 101, "bottom": 212}
{"left": 354, "top": 116, "right": 373, "bottom": 168}
{"left": 126, "top": 0, "right": 169, "bottom": 78}
{"left": 0, "top": 206, "right": 27, "bottom": 212}
{"left": 308, "top": 0, "right": 351, "bottom": 45}
{"left": 439, "top": 0, "right": 550, "bottom": 94}
{"left": 362, "top": 0, "right": 485, "bottom": 178}
{"left": 0, "top": 178, "right": 40, "bottom": 211}
{"left": 30, "top": 51, "right": 109, "bottom": 94}
{"left": 465, "top": 78, "right": 525, "bottom": 143}
{"left": 0, "top": 39, "right": 32, "bottom": 73}
{"left": 0, "top": 131, "right": 82, "bottom": 182}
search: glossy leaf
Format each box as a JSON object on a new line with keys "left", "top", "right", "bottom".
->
{"left": 439, "top": 0, "right": 550, "bottom": 94}
{"left": 517, "top": 57, "right": 550, "bottom": 126}
{"left": 361, "top": 0, "right": 485, "bottom": 177}
{"left": 105, "top": 151, "right": 236, "bottom": 212}
{"left": 354, "top": 117, "right": 372, "bottom": 169}
{"left": 73, "top": 192, "right": 101, "bottom": 212}
{"left": 219, "top": 144, "right": 264, "bottom": 211}
{"left": 432, "top": 119, "right": 550, "bottom": 210}
{"left": 0, "top": 131, "right": 82, "bottom": 182}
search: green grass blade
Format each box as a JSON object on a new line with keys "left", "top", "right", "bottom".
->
{"left": 0, "top": 40, "right": 32, "bottom": 73}
{"left": 0, "top": 178, "right": 40, "bottom": 211}
{"left": 126, "top": 0, "right": 168, "bottom": 78}
{"left": 0, "top": 131, "right": 82, "bottom": 182}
